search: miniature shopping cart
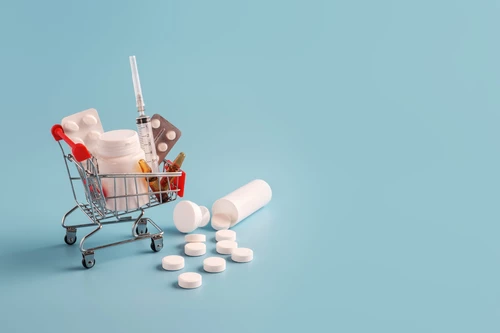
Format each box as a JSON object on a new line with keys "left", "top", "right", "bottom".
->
{"left": 51, "top": 124, "right": 186, "bottom": 269}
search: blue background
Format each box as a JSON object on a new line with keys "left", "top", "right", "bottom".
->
{"left": 0, "top": 0, "right": 499, "bottom": 332}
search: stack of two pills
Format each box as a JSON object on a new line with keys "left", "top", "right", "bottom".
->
{"left": 215, "top": 230, "right": 253, "bottom": 263}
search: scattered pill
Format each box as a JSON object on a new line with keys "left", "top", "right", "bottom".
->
{"left": 185, "top": 234, "right": 206, "bottom": 243}
{"left": 166, "top": 130, "right": 177, "bottom": 140}
{"left": 162, "top": 255, "right": 185, "bottom": 271}
{"left": 211, "top": 214, "right": 231, "bottom": 230}
{"left": 152, "top": 118, "right": 161, "bottom": 129}
{"left": 231, "top": 248, "right": 253, "bottom": 263}
{"left": 178, "top": 272, "right": 202, "bottom": 289}
{"left": 185, "top": 242, "right": 206, "bottom": 256}
{"left": 216, "top": 230, "right": 236, "bottom": 242}
{"left": 203, "top": 257, "right": 226, "bottom": 273}
{"left": 158, "top": 142, "right": 168, "bottom": 152}
{"left": 216, "top": 240, "right": 238, "bottom": 255}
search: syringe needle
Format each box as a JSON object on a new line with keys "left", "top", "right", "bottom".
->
{"left": 129, "top": 55, "right": 159, "bottom": 173}
{"left": 129, "top": 55, "right": 145, "bottom": 114}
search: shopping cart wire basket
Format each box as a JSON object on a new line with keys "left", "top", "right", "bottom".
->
{"left": 51, "top": 124, "right": 186, "bottom": 269}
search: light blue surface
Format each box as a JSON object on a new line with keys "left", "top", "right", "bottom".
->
{"left": 1, "top": 0, "right": 499, "bottom": 332}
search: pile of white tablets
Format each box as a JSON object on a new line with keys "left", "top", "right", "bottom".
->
{"left": 215, "top": 230, "right": 254, "bottom": 262}
{"left": 161, "top": 229, "right": 253, "bottom": 289}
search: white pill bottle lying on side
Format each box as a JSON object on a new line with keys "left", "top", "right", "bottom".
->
{"left": 211, "top": 179, "right": 272, "bottom": 230}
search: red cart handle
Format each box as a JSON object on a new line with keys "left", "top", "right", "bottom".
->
{"left": 165, "top": 160, "right": 187, "bottom": 198}
{"left": 51, "top": 124, "right": 91, "bottom": 162}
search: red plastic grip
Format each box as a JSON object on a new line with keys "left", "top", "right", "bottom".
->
{"left": 51, "top": 124, "right": 91, "bottom": 162}
{"left": 178, "top": 169, "right": 186, "bottom": 197}
{"left": 166, "top": 160, "right": 186, "bottom": 198}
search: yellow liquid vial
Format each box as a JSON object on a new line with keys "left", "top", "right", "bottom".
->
{"left": 138, "top": 159, "right": 166, "bottom": 202}
{"left": 160, "top": 152, "right": 186, "bottom": 189}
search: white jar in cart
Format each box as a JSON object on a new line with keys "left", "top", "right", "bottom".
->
{"left": 95, "top": 129, "right": 149, "bottom": 211}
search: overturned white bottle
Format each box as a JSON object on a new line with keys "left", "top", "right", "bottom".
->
{"left": 211, "top": 179, "right": 272, "bottom": 230}
{"left": 95, "top": 129, "right": 150, "bottom": 211}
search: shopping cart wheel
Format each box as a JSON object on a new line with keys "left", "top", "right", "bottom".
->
{"left": 64, "top": 235, "right": 77, "bottom": 245}
{"left": 82, "top": 259, "right": 95, "bottom": 268}
{"left": 136, "top": 218, "right": 149, "bottom": 235}
{"left": 150, "top": 237, "right": 163, "bottom": 252}
{"left": 136, "top": 226, "right": 148, "bottom": 235}
{"left": 64, "top": 228, "right": 77, "bottom": 245}
{"left": 82, "top": 258, "right": 95, "bottom": 269}
{"left": 82, "top": 252, "right": 95, "bottom": 269}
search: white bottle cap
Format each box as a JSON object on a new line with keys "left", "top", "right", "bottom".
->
{"left": 173, "top": 200, "right": 210, "bottom": 233}
{"left": 96, "top": 130, "right": 142, "bottom": 158}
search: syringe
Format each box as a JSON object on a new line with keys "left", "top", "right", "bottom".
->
{"left": 129, "top": 55, "right": 159, "bottom": 173}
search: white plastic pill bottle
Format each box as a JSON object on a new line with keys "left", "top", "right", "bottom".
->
{"left": 95, "top": 129, "right": 149, "bottom": 211}
{"left": 211, "top": 179, "right": 272, "bottom": 229}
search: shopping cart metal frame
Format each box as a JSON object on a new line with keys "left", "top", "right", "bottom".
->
{"left": 51, "top": 124, "right": 186, "bottom": 269}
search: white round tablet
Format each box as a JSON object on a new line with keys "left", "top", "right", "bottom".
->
{"left": 231, "top": 248, "right": 253, "bottom": 262}
{"left": 185, "top": 242, "right": 206, "bottom": 256}
{"left": 178, "top": 272, "right": 202, "bottom": 289}
{"left": 203, "top": 257, "right": 226, "bottom": 273}
{"left": 152, "top": 118, "right": 161, "bottom": 129}
{"left": 211, "top": 214, "right": 231, "bottom": 230}
{"left": 216, "top": 230, "right": 236, "bottom": 242}
{"left": 166, "top": 130, "right": 177, "bottom": 140}
{"left": 216, "top": 240, "right": 238, "bottom": 254}
{"left": 185, "top": 234, "right": 206, "bottom": 243}
{"left": 162, "top": 255, "right": 185, "bottom": 271}
{"left": 158, "top": 142, "right": 168, "bottom": 152}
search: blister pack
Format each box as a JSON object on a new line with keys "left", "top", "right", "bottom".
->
{"left": 151, "top": 114, "right": 182, "bottom": 164}
{"left": 61, "top": 108, "right": 104, "bottom": 155}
